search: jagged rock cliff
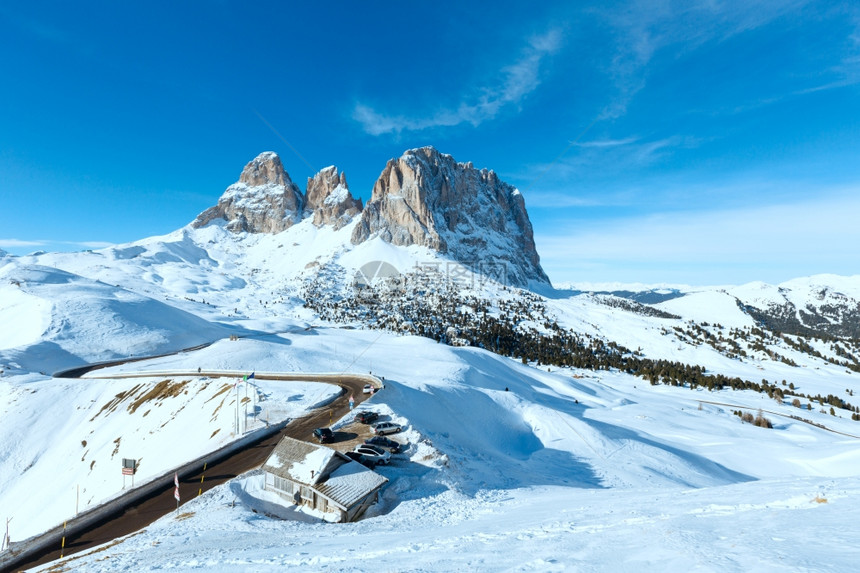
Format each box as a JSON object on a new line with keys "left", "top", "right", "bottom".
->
{"left": 305, "top": 166, "right": 363, "bottom": 230}
{"left": 193, "top": 147, "right": 549, "bottom": 287}
{"left": 351, "top": 147, "right": 549, "bottom": 287}
{"left": 192, "top": 152, "right": 304, "bottom": 233}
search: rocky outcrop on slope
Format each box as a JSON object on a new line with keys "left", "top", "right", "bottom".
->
{"left": 192, "top": 152, "right": 304, "bottom": 233}
{"left": 305, "top": 166, "right": 363, "bottom": 230}
{"left": 351, "top": 146, "right": 549, "bottom": 287}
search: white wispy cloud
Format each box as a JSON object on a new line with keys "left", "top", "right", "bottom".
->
{"left": 573, "top": 137, "right": 639, "bottom": 148}
{"left": 0, "top": 239, "right": 114, "bottom": 251}
{"left": 535, "top": 190, "right": 860, "bottom": 285}
{"left": 0, "top": 239, "right": 48, "bottom": 248}
{"left": 600, "top": 0, "right": 812, "bottom": 118}
{"left": 799, "top": 7, "right": 860, "bottom": 93}
{"left": 524, "top": 192, "right": 622, "bottom": 209}
{"left": 353, "top": 29, "right": 562, "bottom": 136}
{"left": 514, "top": 134, "right": 702, "bottom": 198}
{"left": 72, "top": 241, "right": 115, "bottom": 249}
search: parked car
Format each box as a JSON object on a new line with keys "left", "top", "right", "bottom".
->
{"left": 364, "top": 435, "right": 402, "bottom": 453}
{"left": 352, "top": 444, "right": 391, "bottom": 465}
{"left": 362, "top": 384, "right": 374, "bottom": 394}
{"left": 313, "top": 427, "right": 333, "bottom": 443}
{"left": 372, "top": 421, "right": 402, "bottom": 436}
{"left": 355, "top": 411, "right": 379, "bottom": 424}
{"left": 344, "top": 450, "right": 376, "bottom": 468}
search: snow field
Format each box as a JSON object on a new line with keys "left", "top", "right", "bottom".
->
{"left": 42, "top": 471, "right": 859, "bottom": 572}
{"left": 0, "top": 369, "right": 338, "bottom": 540}
{"left": 2, "top": 224, "right": 860, "bottom": 570}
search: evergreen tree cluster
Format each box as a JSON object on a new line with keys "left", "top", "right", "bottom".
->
{"left": 299, "top": 266, "right": 860, "bottom": 421}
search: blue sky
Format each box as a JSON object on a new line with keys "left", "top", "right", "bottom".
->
{"left": 1, "top": 1, "right": 858, "bottom": 286}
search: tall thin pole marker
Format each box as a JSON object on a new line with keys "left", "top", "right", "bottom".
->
{"left": 198, "top": 462, "right": 207, "bottom": 497}
{"left": 2, "top": 517, "right": 10, "bottom": 551}
{"left": 174, "top": 472, "right": 180, "bottom": 511}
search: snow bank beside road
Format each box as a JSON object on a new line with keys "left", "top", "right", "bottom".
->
{"left": 0, "top": 371, "right": 337, "bottom": 540}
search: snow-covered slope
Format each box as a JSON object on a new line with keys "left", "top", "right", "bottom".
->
{"left": 0, "top": 259, "right": 229, "bottom": 374}
{"left": 53, "top": 473, "right": 860, "bottom": 571}
{"left": 7, "top": 327, "right": 860, "bottom": 572}
{"left": 0, "top": 365, "right": 337, "bottom": 540}
{"left": 2, "top": 165, "right": 860, "bottom": 571}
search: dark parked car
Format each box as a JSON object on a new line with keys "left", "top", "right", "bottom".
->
{"left": 355, "top": 411, "right": 379, "bottom": 424}
{"left": 364, "top": 436, "right": 403, "bottom": 453}
{"left": 344, "top": 450, "right": 376, "bottom": 468}
{"left": 313, "top": 427, "right": 333, "bottom": 443}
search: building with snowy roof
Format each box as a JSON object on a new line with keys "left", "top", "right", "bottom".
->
{"left": 262, "top": 436, "right": 388, "bottom": 522}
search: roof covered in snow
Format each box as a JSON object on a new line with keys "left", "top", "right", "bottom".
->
{"left": 262, "top": 436, "right": 340, "bottom": 485}
{"left": 315, "top": 459, "right": 388, "bottom": 510}
{"left": 262, "top": 436, "right": 388, "bottom": 510}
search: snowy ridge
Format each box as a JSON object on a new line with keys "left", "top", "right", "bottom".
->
{"left": 0, "top": 259, "right": 229, "bottom": 374}
{"left": 2, "top": 156, "right": 860, "bottom": 569}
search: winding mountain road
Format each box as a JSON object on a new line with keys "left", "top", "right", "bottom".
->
{"left": 4, "top": 367, "right": 379, "bottom": 572}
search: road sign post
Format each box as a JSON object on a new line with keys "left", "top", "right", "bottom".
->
{"left": 122, "top": 458, "right": 137, "bottom": 488}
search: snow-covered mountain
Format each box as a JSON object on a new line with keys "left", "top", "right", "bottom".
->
{"left": 192, "top": 151, "right": 306, "bottom": 233}
{"left": 352, "top": 146, "right": 549, "bottom": 287}
{"left": 2, "top": 149, "right": 860, "bottom": 571}
{"left": 565, "top": 277, "right": 860, "bottom": 340}
{"left": 305, "top": 165, "right": 363, "bottom": 230}
{"left": 190, "top": 147, "right": 548, "bottom": 288}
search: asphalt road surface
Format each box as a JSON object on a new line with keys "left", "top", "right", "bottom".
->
{"left": 8, "top": 371, "right": 374, "bottom": 572}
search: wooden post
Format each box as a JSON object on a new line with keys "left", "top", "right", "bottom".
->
{"left": 198, "top": 462, "right": 207, "bottom": 497}
{"left": 2, "top": 517, "right": 10, "bottom": 551}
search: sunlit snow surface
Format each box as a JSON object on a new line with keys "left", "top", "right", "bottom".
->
{"left": 0, "top": 226, "right": 859, "bottom": 571}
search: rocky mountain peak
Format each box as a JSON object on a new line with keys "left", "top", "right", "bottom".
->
{"left": 192, "top": 152, "right": 304, "bottom": 233}
{"left": 238, "top": 151, "right": 288, "bottom": 187}
{"left": 191, "top": 148, "right": 550, "bottom": 288}
{"left": 305, "top": 166, "right": 363, "bottom": 230}
{"left": 351, "top": 146, "right": 549, "bottom": 287}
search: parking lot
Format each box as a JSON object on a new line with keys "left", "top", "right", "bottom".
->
{"left": 319, "top": 411, "right": 407, "bottom": 462}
